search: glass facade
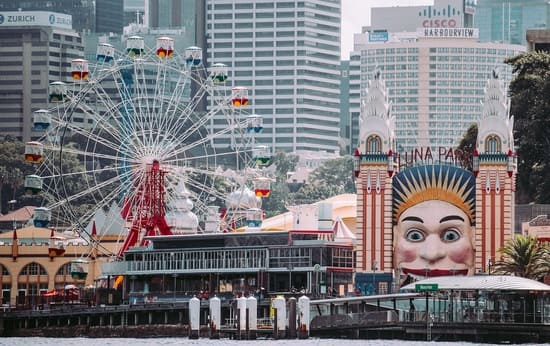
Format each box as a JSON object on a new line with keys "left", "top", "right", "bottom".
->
{"left": 475, "top": 0, "right": 550, "bottom": 45}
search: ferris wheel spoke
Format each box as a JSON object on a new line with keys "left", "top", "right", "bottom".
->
{"left": 167, "top": 129, "right": 245, "bottom": 163}
{"left": 50, "top": 171, "right": 128, "bottom": 209}
{"left": 153, "top": 84, "right": 210, "bottom": 151}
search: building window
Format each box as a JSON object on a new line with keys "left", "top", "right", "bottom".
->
{"left": 20, "top": 262, "right": 47, "bottom": 276}
{"left": 366, "top": 135, "right": 381, "bottom": 153}
{"left": 485, "top": 135, "right": 501, "bottom": 153}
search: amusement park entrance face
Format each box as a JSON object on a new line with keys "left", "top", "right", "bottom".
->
{"left": 394, "top": 199, "right": 475, "bottom": 285}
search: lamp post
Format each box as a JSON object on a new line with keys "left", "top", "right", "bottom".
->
{"left": 372, "top": 261, "right": 378, "bottom": 295}
{"left": 487, "top": 258, "right": 492, "bottom": 275}
{"left": 172, "top": 273, "right": 177, "bottom": 302}
{"left": 8, "top": 199, "right": 16, "bottom": 229}
{"left": 288, "top": 264, "right": 293, "bottom": 292}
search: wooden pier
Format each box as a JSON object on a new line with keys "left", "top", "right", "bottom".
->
{"left": 2, "top": 293, "right": 550, "bottom": 343}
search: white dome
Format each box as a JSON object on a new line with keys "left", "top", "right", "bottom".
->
{"left": 169, "top": 196, "right": 193, "bottom": 212}
{"left": 165, "top": 210, "right": 199, "bottom": 234}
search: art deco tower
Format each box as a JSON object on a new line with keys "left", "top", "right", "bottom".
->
{"left": 354, "top": 69, "right": 396, "bottom": 275}
{"left": 474, "top": 68, "right": 516, "bottom": 272}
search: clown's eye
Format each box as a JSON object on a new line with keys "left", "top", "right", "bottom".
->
{"left": 405, "top": 229, "right": 425, "bottom": 242}
{"left": 441, "top": 229, "right": 460, "bottom": 242}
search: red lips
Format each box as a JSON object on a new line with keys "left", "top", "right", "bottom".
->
{"left": 402, "top": 268, "right": 468, "bottom": 277}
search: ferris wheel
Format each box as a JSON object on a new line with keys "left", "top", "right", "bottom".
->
{"left": 24, "top": 36, "right": 269, "bottom": 258}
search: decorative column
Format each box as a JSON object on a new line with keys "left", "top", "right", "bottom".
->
{"left": 475, "top": 68, "right": 515, "bottom": 272}
{"left": 354, "top": 69, "right": 396, "bottom": 274}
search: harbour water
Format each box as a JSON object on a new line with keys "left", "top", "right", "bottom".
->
{"left": 0, "top": 338, "right": 539, "bottom": 346}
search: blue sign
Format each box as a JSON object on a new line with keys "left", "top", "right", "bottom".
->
{"left": 369, "top": 31, "right": 388, "bottom": 42}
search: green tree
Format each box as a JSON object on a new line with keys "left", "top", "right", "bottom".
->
{"left": 505, "top": 51, "right": 550, "bottom": 203}
{"left": 0, "top": 138, "right": 37, "bottom": 213}
{"left": 456, "top": 123, "right": 477, "bottom": 172}
{"left": 492, "top": 234, "right": 550, "bottom": 280}
{"left": 308, "top": 155, "right": 356, "bottom": 194}
{"left": 261, "top": 182, "right": 290, "bottom": 218}
{"left": 260, "top": 152, "right": 298, "bottom": 218}
{"left": 288, "top": 155, "right": 356, "bottom": 204}
{"left": 271, "top": 152, "right": 299, "bottom": 182}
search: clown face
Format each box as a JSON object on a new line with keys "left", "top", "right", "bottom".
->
{"left": 394, "top": 199, "right": 475, "bottom": 285}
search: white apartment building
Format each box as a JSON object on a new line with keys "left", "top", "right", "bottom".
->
{"left": 349, "top": 0, "right": 525, "bottom": 153}
{"left": 206, "top": 0, "right": 341, "bottom": 154}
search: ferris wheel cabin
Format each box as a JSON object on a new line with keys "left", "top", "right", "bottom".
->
{"left": 253, "top": 145, "right": 271, "bottom": 166}
{"left": 126, "top": 36, "right": 144, "bottom": 57}
{"left": 32, "top": 109, "right": 51, "bottom": 131}
{"left": 246, "top": 114, "right": 263, "bottom": 134}
{"left": 96, "top": 43, "right": 115, "bottom": 63}
{"left": 231, "top": 86, "right": 249, "bottom": 107}
{"left": 71, "top": 58, "right": 89, "bottom": 80}
{"left": 245, "top": 208, "right": 263, "bottom": 228}
{"left": 70, "top": 260, "right": 89, "bottom": 280}
{"left": 184, "top": 46, "right": 202, "bottom": 66}
{"left": 24, "top": 141, "right": 44, "bottom": 163}
{"left": 156, "top": 36, "right": 174, "bottom": 58}
{"left": 48, "top": 229, "right": 66, "bottom": 257}
{"left": 24, "top": 174, "right": 42, "bottom": 195}
{"left": 48, "top": 81, "right": 67, "bottom": 102}
{"left": 210, "top": 63, "right": 228, "bottom": 83}
{"left": 253, "top": 177, "right": 272, "bottom": 198}
{"left": 33, "top": 207, "right": 51, "bottom": 228}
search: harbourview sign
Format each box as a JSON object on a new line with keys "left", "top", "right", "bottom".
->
{"left": 418, "top": 27, "right": 479, "bottom": 39}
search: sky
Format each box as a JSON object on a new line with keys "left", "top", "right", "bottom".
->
{"left": 341, "top": 0, "right": 434, "bottom": 59}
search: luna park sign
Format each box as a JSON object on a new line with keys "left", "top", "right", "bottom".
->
{"left": 397, "top": 146, "right": 472, "bottom": 169}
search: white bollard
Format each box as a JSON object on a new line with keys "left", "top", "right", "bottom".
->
{"left": 238, "top": 296, "right": 247, "bottom": 338}
{"left": 271, "top": 296, "right": 286, "bottom": 339}
{"left": 209, "top": 296, "right": 221, "bottom": 339}
{"left": 297, "top": 295, "right": 310, "bottom": 339}
{"left": 189, "top": 296, "right": 200, "bottom": 339}
{"left": 247, "top": 295, "right": 258, "bottom": 339}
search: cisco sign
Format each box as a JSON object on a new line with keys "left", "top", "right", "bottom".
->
{"left": 418, "top": 1, "right": 463, "bottom": 29}
{"left": 0, "top": 11, "right": 72, "bottom": 29}
{"left": 422, "top": 19, "right": 457, "bottom": 28}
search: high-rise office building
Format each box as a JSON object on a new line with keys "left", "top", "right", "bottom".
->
{"left": 0, "top": 11, "right": 84, "bottom": 142}
{"left": 124, "top": 0, "right": 145, "bottom": 27}
{"left": 207, "top": 0, "right": 341, "bottom": 154}
{"left": 475, "top": 0, "right": 550, "bottom": 45}
{"left": 147, "top": 0, "right": 200, "bottom": 30}
{"left": 339, "top": 60, "right": 351, "bottom": 154}
{"left": 351, "top": 38, "right": 524, "bottom": 154}
{"left": 348, "top": 0, "right": 526, "bottom": 153}
{"left": 0, "top": 0, "right": 123, "bottom": 34}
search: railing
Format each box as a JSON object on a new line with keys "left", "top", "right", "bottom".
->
{"left": 223, "top": 317, "right": 274, "bottom": 329}
{"left": 103, "top": 248, "right": 270, "bottom": 275}
{"left": 257, "top": 317, "right": 274, "bottom": 329}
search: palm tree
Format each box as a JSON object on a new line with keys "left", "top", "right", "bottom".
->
{"left": 492, "top": 234, "right": 550, "bottom": 281}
